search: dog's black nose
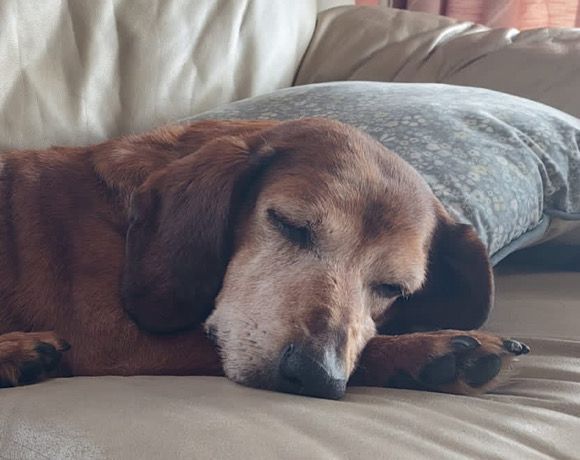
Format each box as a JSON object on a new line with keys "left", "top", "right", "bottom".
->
{"left": 277, "top": 344, "right": 347, "bottom": 400}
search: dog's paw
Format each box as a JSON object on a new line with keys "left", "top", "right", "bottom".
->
{"left": 0, "top": 331, "right": 71, "bottom": 388}
{"left": 409, "top": 332, "right": 529, "bottom": 395}
{"left": 355, "top": 331, "right": 530, "bottom": 395}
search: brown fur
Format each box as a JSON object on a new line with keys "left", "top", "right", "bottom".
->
{"left": 0, "top": 118, "right": 519, "bottom": 395}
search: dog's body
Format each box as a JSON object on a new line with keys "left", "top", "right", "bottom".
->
{"left": 0, "top": 119, "right": 528, "bottom": 397}
{"left": 0, "top": 121, "right": 237, "bottom": 379}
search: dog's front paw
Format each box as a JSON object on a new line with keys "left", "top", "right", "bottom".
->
{"left": 353, "top": 331, "right": 530, "bottom": 395}
{"left": 0, "top": 331, "right": 71, "bottom": 388}
{"left": 411, "top": 332, "right": 529, "bottom": 394}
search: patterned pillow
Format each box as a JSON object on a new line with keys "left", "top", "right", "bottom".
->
{"left": 185, "top": 82, "right": 580, "bottom": 264}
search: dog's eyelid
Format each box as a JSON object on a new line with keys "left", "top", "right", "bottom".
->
{"left": 266, "top": 208, "right": 307, "bottom": 228}
{"left": 373, "top": 282, "right": 407, "bottom": 299}
{"left": 267, "top": 208, "right": 315, "bottom": 249}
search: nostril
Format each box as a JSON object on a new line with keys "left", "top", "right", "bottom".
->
{"left": 282, "top": 343, "right": 295, "bottom": 360}
{"left": 279, "top": 343, "right": 303, "bottom": 386}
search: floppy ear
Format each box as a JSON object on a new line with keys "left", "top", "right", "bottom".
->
{"left": 380, "top": 218, "right": 493, "bottom": 335}
{"left": 121, "top": 131, "right": 280, "bottom": 333}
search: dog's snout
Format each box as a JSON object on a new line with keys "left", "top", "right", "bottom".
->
{"left": 277, "top": 343, "right": 347, "bottom": 400}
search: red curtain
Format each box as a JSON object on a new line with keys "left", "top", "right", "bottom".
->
{"left": 357, "top": 0, "right": 580, "bottom": 29}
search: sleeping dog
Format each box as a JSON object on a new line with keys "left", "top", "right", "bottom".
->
{"left": 0, "top": 118, "right": 529, "bottom": 399}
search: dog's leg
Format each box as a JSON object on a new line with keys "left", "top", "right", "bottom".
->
{"left": 350, "top": 330, "right": 530, "bottom": 395}
{"left": 63, "top": 327, "right": 224, "bottom": 378}
{"left": 0, "top": 331, "right": 70, "bottom": 388}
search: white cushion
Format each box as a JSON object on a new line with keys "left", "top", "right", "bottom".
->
{"left": 0, "top": 0, "right": 317, "bottom": 151}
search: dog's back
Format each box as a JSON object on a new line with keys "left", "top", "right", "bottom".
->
{"left": 0, "top": 147, "right": 119, "bottom": 331}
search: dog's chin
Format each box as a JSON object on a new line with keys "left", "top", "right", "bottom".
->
{"left": 205, "top": 326, "right": 284, "bottom": 393}
{"left": 224, "top": 365, "right": 278, "bottom": 393}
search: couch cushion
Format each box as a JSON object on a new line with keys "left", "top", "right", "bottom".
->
{"left": 1, "top": 302, "right": 579, "bottom": 459}
{"left": 487, "top": 256, "right": 580, "bottom": 340}
{"left": 0, "top": 0, "right": 317, "bottom": 151}
{"left": 187, "top": 82, "right": 580, "bottom": 262}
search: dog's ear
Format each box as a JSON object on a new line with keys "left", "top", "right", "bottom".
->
{"left": 380, "top": 217, "right": 493, "bottom": 334}
{"left": 122, "top": 129, "right": 281, "bottom": 333}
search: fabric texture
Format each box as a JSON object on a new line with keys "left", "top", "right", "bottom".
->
{"left": 0, "top": 0, "right": 317, "bottom": 152}
{"left": 187, "top": 82, "right": 580, "bottom": 261}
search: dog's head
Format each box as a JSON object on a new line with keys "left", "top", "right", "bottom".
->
{"left": 123, "top": 118, "right": 492, "bottom": 399}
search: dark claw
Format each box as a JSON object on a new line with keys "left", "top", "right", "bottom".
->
{"left": 503, "top": 339, "right": 530, "bottom": 355}
{"left": 451, "top": 335, "right": 481, "bottom": 352}
{"left": 36, "top": 342, "right": 58, "bottom": 356}
{"left": 35, "top": 342, "right": 62, "bottom": 372}
{"left": 58, "top": 340, "right": 72, "bottom": 352}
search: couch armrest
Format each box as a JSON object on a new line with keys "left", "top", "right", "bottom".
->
{"left": 296, "top": 6, "right": 580, "bottom": 118}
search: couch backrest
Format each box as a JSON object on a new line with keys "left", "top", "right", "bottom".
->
{"left": 297, "top": 7, "right": 580, "bottom": 120}
{"left": 0, "top": 0, "right": 317, "bottom": 150}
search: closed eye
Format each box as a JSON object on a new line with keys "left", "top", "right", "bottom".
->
{"left": 267, "top": 209, "right": 313, "bottom": 249}
{"left": 373, "top": 283, "right": 404, "bottom": 299}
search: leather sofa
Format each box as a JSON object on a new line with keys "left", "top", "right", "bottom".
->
{"left": 0, "top": 2, "right": 578, "bottom": 458}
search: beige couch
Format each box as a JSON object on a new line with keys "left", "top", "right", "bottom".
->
{"left": 0, "top": 2, "right": 579, "bottom": 458}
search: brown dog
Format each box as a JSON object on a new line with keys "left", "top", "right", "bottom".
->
{"left": 0, "top": 118, "right": 528, "bottom": 398}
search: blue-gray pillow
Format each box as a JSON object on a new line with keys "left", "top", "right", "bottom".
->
{"left": 185, "top": 82, "right": 580, "bottom": 264}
